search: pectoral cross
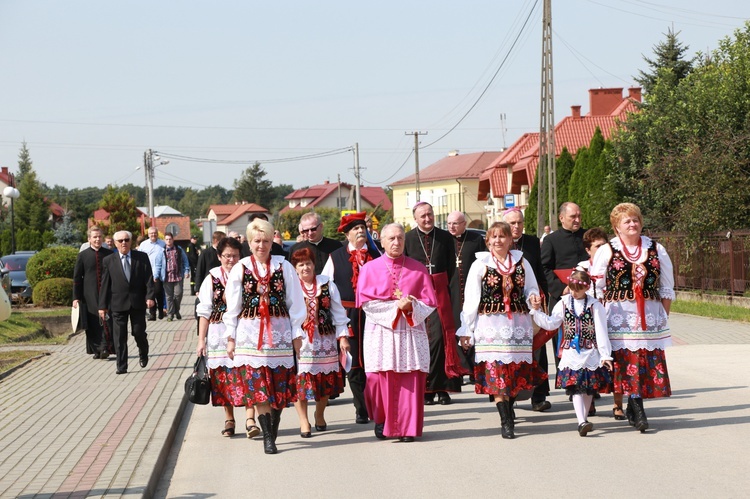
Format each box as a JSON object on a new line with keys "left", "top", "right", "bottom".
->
{"left": 425, "top": 263, "right": 435, "bottom": 274}
{"left": 455, "top": 256, "right": 462, "bottom": 268}
{"left": 393, "top": 288, "right": 403, "bottom": 299}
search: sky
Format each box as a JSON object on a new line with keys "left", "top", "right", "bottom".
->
{"left": 0, "top": 0, "right": 747, "bottom": 195}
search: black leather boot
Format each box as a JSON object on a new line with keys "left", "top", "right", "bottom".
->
{"left": 625, "top": 398, "right": 636, "bottom": 426}
{"left": 257, "top": 414, "right": 277, "bottom": 454}
{"left": 631, "top": 397, "right": 649, "bottom": 432}
{"left": 496, "top": 401, "right": 515, "bottom": 439}
{"left": 270, "top": 408, "right": 281, "bottom": 442}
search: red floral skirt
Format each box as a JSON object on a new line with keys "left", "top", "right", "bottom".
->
{"left": 209, "top": 366, "right": 252, "bottom": 407}
{"left": 296, "top": 371, "right": 345, "bottom": 401}
{"left": 473, "top": 360, "right": 548, "bottom": 398}
{"left": 245, "top": 365, "right": 298, "bottom": 410}
{"left": 556, "top": 367, "right": 612, "bottom": 395}
{"left": 612, "top": 348, "right": 671, "bottom": 398}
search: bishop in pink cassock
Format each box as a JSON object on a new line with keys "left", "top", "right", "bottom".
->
{"left": 356, "top": 223, "right": 436, "bottom": 442}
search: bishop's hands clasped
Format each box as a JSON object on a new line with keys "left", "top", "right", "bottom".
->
{"left": 397, "top": 295, "right": 415, "bottom": 312}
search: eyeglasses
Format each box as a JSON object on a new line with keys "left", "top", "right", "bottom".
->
{"left": 220, "top": 253, "right": 239, "bottom": 260}
{"left": 447, "top": 221, "right": 466, "bottom": 226}
{"left": 115, "top": 238, "right": 131, "bottom": 243}
{"left": 300, "top": 224, "right": 321, "bottom": 234}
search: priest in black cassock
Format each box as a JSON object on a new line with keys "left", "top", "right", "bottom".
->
{"left": 446, "top": 211, "right": 486, "bottom": 378}
{"left": 72, "top": 226, "right": 114, "bottom": 359}
{"left": 541, "top": 202, "right": 588, "bottom": 400}
{"left": 404, "top": 202, "right": 464, "bottom": 405}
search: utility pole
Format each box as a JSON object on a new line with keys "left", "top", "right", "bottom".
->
{"left": 353, "top": 142, "right": 362, "bottom": 212}
{"left": 405, "top": 131, "right": 427, "bottom": 202}
{"left": 538, "top": 0, "right": 557, "bottom": 235}
{"left": 143, "top": 149, "right": 168, "bottom": 228}
{"left": 337, "top": 174, "right": 342, "bottom": 211}
{"left": 144, "top": 149, "right": 155, "bottom": 227}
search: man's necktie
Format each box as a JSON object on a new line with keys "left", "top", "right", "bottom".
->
{"left": 122, "top": 254, "right": 131, "bottom": 282}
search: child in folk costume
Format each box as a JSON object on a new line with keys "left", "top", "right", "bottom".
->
{"left": 530, "top": 270, "right": 613, "bottom": 436}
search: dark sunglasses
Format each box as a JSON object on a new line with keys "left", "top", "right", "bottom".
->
{"left": 116, "top": 238, "right": 131, "bottom": 243}
{"left": 300, "top": 224, "right": 321, "bottom": 234}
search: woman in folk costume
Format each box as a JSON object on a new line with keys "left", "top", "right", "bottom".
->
{"left": 196, "top": 236, "right": 261, "bottom": 438}
{"left": 457, "top": 221, "right": 546, "bottom": 439}
{"left": 223, "top": 219, "right": 306, "bottom": 454}
{"left": 291, "top": 247, "right": 351, "bottom": 438}
{"left": 531, "top": 270, "right": 613, "bottom": 436}
{"left": 356, "top": 223, "right": 436, "bottom": 443}
{"left": 590, "top": 203, "right": 674, "bottom": 432}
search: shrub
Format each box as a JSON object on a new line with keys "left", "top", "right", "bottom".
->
{"left": 32, "top": 277, "right": 74, "bottom": 307}
{"left": 26, "top": 246, "right": 79, "bottom": 288}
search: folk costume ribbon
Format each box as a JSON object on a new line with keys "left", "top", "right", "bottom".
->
{"left": 301, "top": 278, "right": 318, "bottom": 343}
{"left": 348, "top": 246, "right": 370, "bottom": 294}
{"left": 250, "top": 256, "right": 273, "bottom": 350}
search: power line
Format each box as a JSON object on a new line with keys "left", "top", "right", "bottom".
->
{"left": 585, "top": 0, "right": 740, "bottom": 29}
{"left": 553, "top": 29, "right": 631, "bottom": 86}
{"left": 155, "top": 147, "right": 352, "bottom": 165}
{"left": 360, "top": 149, "right": 414, "bottom": 185}
{"left": 421, "top": 0, "right": 541, "bottom": 150}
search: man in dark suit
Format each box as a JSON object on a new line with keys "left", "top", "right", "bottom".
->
{"left": 186, "top": 234, "right": 201, "bottom": 295}
{"left": 287, "top": 212, "right": 342, "bottom": 275}
{"left": 194, "top": 230, "right": 224, "bottom": 291}
{"left": 73, "top": 225, "right": 114, "bottom": 359}
{"left": 99, "top": 230, "right": 155, "bottom": 375}
{"left": 503, "top": 208, "right": 551, "bottom": 411}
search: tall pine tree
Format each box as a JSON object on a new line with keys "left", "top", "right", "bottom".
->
{"left": 635, "top": 27, "right": 694, "bottom": 94}
{"left": 13, "top": 143, "right": 52, "bottom": 235}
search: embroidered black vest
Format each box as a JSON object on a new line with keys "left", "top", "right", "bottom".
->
{"left": 561, "top": 304, "right": 596, "bottom": 350}
{"left": 478, "top": 262, "right": 529, "bottom": 315}
{"left": 315, "top": 282, "right": 336, "bottom": 335}
{"left": 209, "top": 275, "right": 227, "bottom": 324}
{"left": 239, "top": 264, "right": 290, "bottom": 319}
{"left": 604, "top": 241, "right": 661, "bottom": 303}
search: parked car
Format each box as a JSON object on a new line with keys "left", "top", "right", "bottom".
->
{"left": 0, "top": 251, "right": 37, "bottom": 304}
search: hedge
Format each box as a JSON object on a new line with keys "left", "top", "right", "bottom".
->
{"left": 26, "top": 246, "right": 79, "bottom": 288}
{"left": 32, "top": 277, "right": 74, "bottom": 307}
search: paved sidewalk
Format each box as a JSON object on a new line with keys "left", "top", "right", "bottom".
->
{"left": 1, "top": 310, "right": 749, "bottom": 498}
{"left": 0, "top": 300, "right": 196, "bottom": 498}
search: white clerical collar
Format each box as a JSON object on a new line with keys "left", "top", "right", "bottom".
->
{"left": 417, "top": 227, "right": 434, "bottom": 235}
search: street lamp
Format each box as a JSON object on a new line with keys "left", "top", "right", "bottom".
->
{"left": 3, "top": 186, "right": 20, "bottom": 254}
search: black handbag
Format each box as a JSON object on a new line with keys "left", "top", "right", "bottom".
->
{"left": 185, "top": 355, "right": 211, "bottom": 405}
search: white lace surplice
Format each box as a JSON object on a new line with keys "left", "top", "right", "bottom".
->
{"left": 297, "top": 276, "right": 350, "bottom": 375}
{"left": 362, "top": 298, "right": 434, "bottom": 373}
{"left": 590, "top": 237, "right": 674, "bottom": 352}
{"left": 456, "top": 251, "right": 539, "bottom": 364}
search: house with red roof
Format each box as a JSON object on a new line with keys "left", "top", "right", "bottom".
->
{"left": 90, "top": 205, "right": 192, "bottom": 242}
{"left": 206, "top": 202, "right": 269, "bottom": 236}
{"left": 281, "top": 181, "right": 392, "bottom": 215}
{"left": 478, "top": 87, "right": 641, "bottom": 223}
{"left": 389, "top": 150, "right": 502, "bottom": 229}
